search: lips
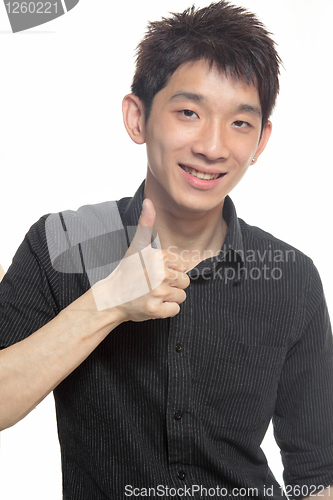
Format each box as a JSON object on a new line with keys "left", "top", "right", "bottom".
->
{"left": 179, "top": 164, "right": 226, "bottom": 181}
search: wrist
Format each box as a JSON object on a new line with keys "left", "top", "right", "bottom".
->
{"left": 64, "top": 287, "right": 125, "bottom": 332}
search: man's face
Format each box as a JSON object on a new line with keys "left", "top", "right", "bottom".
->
{"left": 142, "top": 60, "right": 271, "bottom": 216}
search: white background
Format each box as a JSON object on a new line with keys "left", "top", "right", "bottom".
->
{"left": 0, "top": 0, "right": 332, "bottom": 498}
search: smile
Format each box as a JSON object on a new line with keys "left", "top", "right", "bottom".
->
{"left": 179, "top": 164, "right": 225, "bottom": 181}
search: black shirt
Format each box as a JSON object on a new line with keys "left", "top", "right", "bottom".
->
{"left": 1, "top": 180, "right": 333, "bottom": 499}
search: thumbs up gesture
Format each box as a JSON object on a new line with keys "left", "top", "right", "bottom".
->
{"left": 91, "top": 199, "right": 190, "bottom": 322}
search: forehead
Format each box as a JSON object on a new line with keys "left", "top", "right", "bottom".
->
{"left": 156, "top": 59, "right": 261, "bottom": 110}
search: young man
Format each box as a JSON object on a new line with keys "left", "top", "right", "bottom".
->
{"left": 0, "top": 1, "right": 332, "bottom": 499}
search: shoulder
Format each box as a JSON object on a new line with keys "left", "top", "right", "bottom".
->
{"left": 15, "top": 194, "right": 132, "bottom": 278}
{"left": 238, "top": 218, "right": 325, "bottom": 316}
{"left": 28, "top": 195, "right": 132, "bottom": 247}
{"left": 238, "top": 217, "right": 315, "bottom": 271}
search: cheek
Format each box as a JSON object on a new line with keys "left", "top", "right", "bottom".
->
{"left": 158, "top": 116, "right": 190, "bottom": 148}
{"left": 146, "top": 124, "right": 187, "bottom": 166}
{"left": 145, "top": 136, "right": 170, "bottom": 175}
{"left": 232, "top": 136, "right": 258, "bottom": 167}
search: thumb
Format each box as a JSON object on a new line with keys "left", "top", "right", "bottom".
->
{"left": 129, "top": 198, "right": 156, "bottom": 254}
{"left": 138, "top": 198, "right": 156, "bottom": 228}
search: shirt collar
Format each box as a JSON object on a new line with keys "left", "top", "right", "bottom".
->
{"left": 120, "top": 179, "right": 245, "bottom": 270}
{"left": 121, "top": 180, "right": 147, "bottom": 229}
{"left": 219, "top": 195, "right": 245, "bottom": 266}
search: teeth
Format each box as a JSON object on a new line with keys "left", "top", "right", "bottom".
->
{"left": 183, "top": 165, "right": 220, "bottom": 180}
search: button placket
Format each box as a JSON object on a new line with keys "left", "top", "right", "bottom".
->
{"left": 165, "top": 289, "right": 194, "bottom": 468}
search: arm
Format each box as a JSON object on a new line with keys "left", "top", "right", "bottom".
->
{"left": 0, "top": 199, "right": 190, "bottom": 430}
{"left": 273, "top": 263, "right": 333, "bottom": 499}
{"left": 0, "top": 289, "right": 123, "bottom": 430}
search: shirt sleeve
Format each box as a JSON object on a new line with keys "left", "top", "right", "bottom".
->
{"left": 273, "top": 263, "right": 333, "bottom": 497}
{"left": 0, "top": 216, "right": 59, "bottom": 349}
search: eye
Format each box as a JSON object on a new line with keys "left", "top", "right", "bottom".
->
{"left": 233, "top": 120, "right": 251, "bottom": 128}
{"left": 180, "top": 109, "right": 199, "bottom": 118}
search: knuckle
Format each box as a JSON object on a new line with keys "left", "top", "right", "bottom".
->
{"left": 152, "top": 283, "right": 166, "bottom": 298}
{"left": 167, "top": 268, "right": 178, "bottom": 281}
{"left": 170, "top": 304, "right": 181, "bottom": 317}
{"left": 145, "top": 301, "right": 158, "bottom": 317}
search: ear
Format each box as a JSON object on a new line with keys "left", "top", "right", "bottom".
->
{"left": 122, "top": 94, "right": 146, "bottom": 145}
{"left": 252, "top": 121, "right": 272, "bottom": 164}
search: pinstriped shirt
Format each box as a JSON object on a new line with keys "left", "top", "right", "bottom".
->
{"left": 0, "top": 180, "right": 333, "bottom": 499}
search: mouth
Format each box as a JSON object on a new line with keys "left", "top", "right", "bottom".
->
{"left": 179, "top": 164, "right": 225, "bottom": 181}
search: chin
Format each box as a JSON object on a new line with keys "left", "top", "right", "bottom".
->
{"left": 174, "top": 198, "right": 221, "bottom": 216}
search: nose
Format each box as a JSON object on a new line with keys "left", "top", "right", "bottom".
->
{"left": 191, "top": 120, "right": 230, "bottom": 161}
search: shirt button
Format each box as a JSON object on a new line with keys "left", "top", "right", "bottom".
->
{"left": 174, "top": 411, "right": 182, "bottom": 420}
{"left": 175, "top": 343, "right": 183, "bottom": 353}
{"left": 178, "top": 470, "right": 186, "bottom": 480}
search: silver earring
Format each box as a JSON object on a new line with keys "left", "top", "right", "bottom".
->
{"left": 252, "top": 157, "right": 256, "bottom": 162}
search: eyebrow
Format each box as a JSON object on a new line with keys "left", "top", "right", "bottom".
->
{"left": 235, "top": 103, "right": 262, "bottom": 118}
{"left": 169, "top": 91, "right": 206, "bottom": 103}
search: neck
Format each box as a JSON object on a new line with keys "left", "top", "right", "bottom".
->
{"left": 144, "top": 179, "right": 228, "bottom": 272}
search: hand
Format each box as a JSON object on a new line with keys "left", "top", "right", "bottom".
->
{"left": 91, "top": 198, "right": 190, "bottom": 322}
